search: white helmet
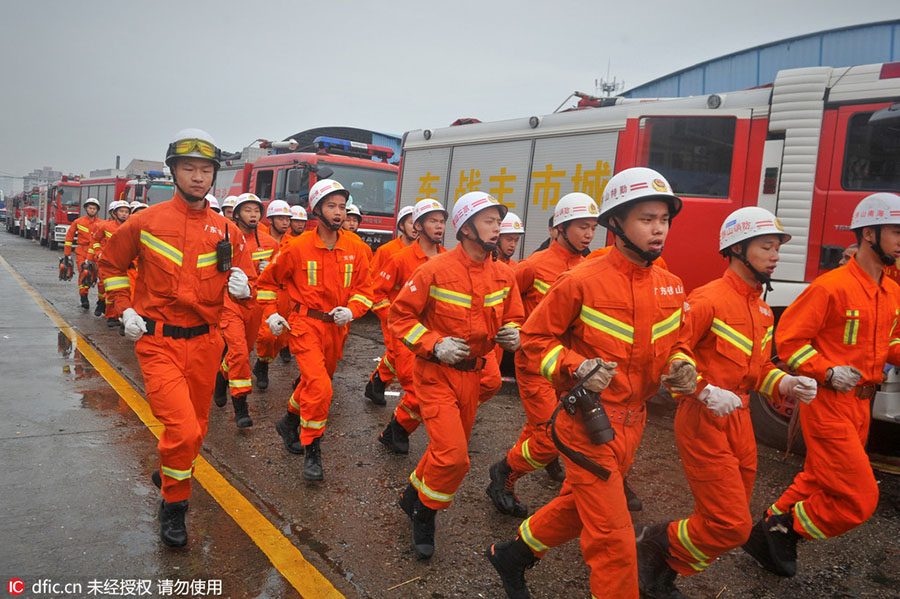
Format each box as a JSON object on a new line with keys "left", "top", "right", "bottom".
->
{"left": 451, "top": 191, "right": 507, "bottom": 232}
{"left": 205, "top": 194, "right": 220, "bottom": 211}
{"left": 233, "top": 193, "right": 264, "bottom": 213}
{"left": 599, "top": 167, "right": 682, "bottom": 226}
{"left": 719, "top": 207, "right": 791, "bottom": 252}
{"left": 850, "top": 193, "right": 900, "bottom": 230}
{"left": 500, "top": 212, "right": 525, "bottom": 234}
{"left": 130, "top": 201, "right": 149, "bottom": 213}
{"left": 83, "top": 197, "right": 100, "bottom": 209}
{"left": 396, "top": 205, "right": 415, "bottom": 227}
{"left": 108, "top": 199, "right": 129, "bottom": 213}
{"left": 266, "top": 199, "right": 292, "bottom": 218}
{"left": 221, "top": 195, "right": 239, "bottom": 209}
{"left": 413, "top": 198, "right": 448, "bottom": 224}
{"left": 290, "top": 205, "right": 308, "bottom": 221}
{"left": 346, "top": 203, "right": 362, "bottom": 219}
{"left": 308, "top": 178, "right": 349, "bottom": 213}
{"left": 165, "top": 128, "right": 220, "bottom": 169}
{"left": 553, "top": 193, "right": 599, "bottom": 227}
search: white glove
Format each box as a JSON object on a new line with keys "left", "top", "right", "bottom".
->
{"left": 827, "top": 366, "right": 863, "bottom": 393}
{"left": 780, "top": 375, "right": 818, "bottom": 404}
{"left": 120, "top": 308, "right": 147, "bottom": 342}
{"left": 494, "top": 326, "right": 521, "bottom": 351}
{"left": 575, "top": 358, "right": 619, "bottom": 393}
{"left": 698, "top": 384, "right": 743, "bottom": 417}
{"left": 329, "top": 306, "right": 353, "bottom": 326}
{"left": 662, "top": 360, "right": 698, "bottom": 395}
{"left": 266, "top": 313, "right": 290, "bottom": 336}
{"left": 433, "top": 337, "right": 471, "bottom": 364}
{"left": 228, "top": 267, "right": 251, "bottom": 299}
{"left": 258, "top": 260, "right": 270, "bottom": 272}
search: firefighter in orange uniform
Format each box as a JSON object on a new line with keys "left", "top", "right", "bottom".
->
{"left": 251, "top": 200, "right": 294, "bottom": 390}
{"left": 391, "top": 191, "right": 524, "bottom": 559}
{"left": 343, "top": 202, "right": 374, "bottom": 261}
{"left": 497, "top": 212, "right": 525, "bottom": 266}
{"left": 486, "top": 168, "right": 698, "bottom": 599}
{"left": 263, "top": 179, "right": 373, "bottom": 481}
{"left": 87, "top": 200, "right": 131, "bottom": 326}
{"left": 376, "top": 199, "right": 449, "bottom": 452}
{"left": 485, "top": 194, "right": 596, "bottom": 519}
{"left": 637, "top": 207, "right": 815, "bottom": 597}
{"left": 212, "top": 193, "right": 276, "bottom": 428}
{"left": 742, "top": 193, "right": 900, "bottom": 577}
{"left": 64, "top": 196, "right": 103, "bottom": 310}
{"left": 287, "top": 205, "right": 308, "bottom": 237}
{"left": 365, "top": 205, "right": 417, "bottom": 406}
{"left": 98, "top": 129, "right": 256, "bottom": 547}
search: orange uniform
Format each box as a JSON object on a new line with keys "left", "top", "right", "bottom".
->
{"left": 258, "top": 228, "right": 373, "bottom": 444}
{"left": 65, "top": 214, "right": 102, "bottom": 297}
{"left": 89, "top": 219, "right": 122, "bottom": 317}
{"left": 769, "top": 257, "right": 900, "bottom": 540}
{"left": 506, "top": 241, "right": 585, "bottom": 474}
{"left": 98, "top": 194, "right": 256, "bottom": 503}
{"left": 389, "top": 245, "right": 524, "bottom": 510}
{"left": 588, "top": 244, "right": 668, "bottom": 270}
{"left": 255, "top": 233, "right": 295, "bottom": 364}
{"left": 219, "top": 229, "right": 277, "bottom": 397}
{"left": 368, "top": 236, "right": 413, "bottom": 385}
{"left": 665, "top": 269, "right": 790, "bottom": 575}
{"left": 516, "top": 247, "right": 690, "bottom": 599}
{"left": 374, "top": 240, "right": 447, "bottom": 432}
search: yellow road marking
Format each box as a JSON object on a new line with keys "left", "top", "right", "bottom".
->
{"left": 0, "top": 255, "right": 343, "bottom": 599}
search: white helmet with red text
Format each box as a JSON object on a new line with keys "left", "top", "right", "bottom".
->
{"left": 500, "top": 212, "right": 525, "bottom": 234}
{"left": 308, "top": 179, "right": 350, "bottom": 214}
{"left": 266, "top": 199, "right": 292, "bottom": 218}
{"left": 553, "top": 193, "right": 599, "bottom": 227}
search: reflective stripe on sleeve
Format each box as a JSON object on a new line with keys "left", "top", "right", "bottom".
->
{"left": 257, "top": 289, "right": 277, "bottom": 301}
{"left": 403, "top": 323, "right": 427, "bottom": 348}
{"left": 787, "top": 344, "right": 818, "bottom": 370}
{"left": 103, "top": 276, "right": 130, "bottom": 291}
{"left": 540, "top": 344, "right": 564, "bottom": 382}
{"left": 533, "top": 279, "right": 550, "bottom": 295}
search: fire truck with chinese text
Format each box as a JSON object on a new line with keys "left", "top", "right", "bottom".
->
{"left": 37, "top": 176, "right": 81, "bottom": 250}
{"left": 123, "top": 171, "right": 175, "bottom": 207}
{"left": 75, "top": 175, "right": 130, "bottom": 218}
{"left": 216, "top": 136, "right": 399, "bottom": 250}
{"left": 396, "top": 61, "right": 900, "bottom": 447}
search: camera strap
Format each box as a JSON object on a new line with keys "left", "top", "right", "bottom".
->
{"left": 548, "top": 403, "right": 612, "bottom": 481}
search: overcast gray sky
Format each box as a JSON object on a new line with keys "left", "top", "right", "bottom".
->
{"left": 1, "top": 0, "right": 897, "bottom": 181}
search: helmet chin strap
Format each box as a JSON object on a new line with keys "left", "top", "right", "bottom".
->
{"left": 608, "top": 219, "right": 660, "bottom": 266}
{"left": 314, "top": 206, "right": 343, "bottom": 231}
{"left": 463, "top": 224, "right": 496, "bottom": 253}
{"left": 871, "top": 227, "right": 896, "bottom": 266}
{"left": 731, "top": 241, "right": 773, "bottom": 292}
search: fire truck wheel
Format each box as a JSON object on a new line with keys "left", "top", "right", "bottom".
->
{"left": 749, "top": 391, "right": 806, "bottom": 455}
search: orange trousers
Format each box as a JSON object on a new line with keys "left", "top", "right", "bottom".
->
{"left": 666, "top": 399, "right": 756, "bottom": 575}
{"left": 220, "top": 303, "right": 263, "bottom": 398}
{"left": 768, "top": 387, "right": 878, "bottom": 540}
{"left": 135, "top": 327, "right": 224, "bottom": 503}
{"left": 76, "top": 249, "right": 91, "bottom": 297}
{"left": 516, "top": 409, "right": 646, "bottom": 599}
{"left": 372, "top": 314, "right": 397, "bottom": 383}
{"left": 507, "top": 352, "right": 559, "bottom": 473}
{"left": 287, "top": 315, "right": 347, "bottom": 444}
{"left": 395, "top": 349, "right": 501, "bottom": 434}
{"left": 256, "top": 295, "right": 291, "bottom": 362}
{"left": 409, "top": 357, "right": 482, "bottom": 510}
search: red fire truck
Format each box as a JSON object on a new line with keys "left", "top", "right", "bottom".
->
{"left": 216, "top": 136, "right": 399, "bottom": 250}
{"left": 395, "top": 61, "right": 900, "bottom": 447}
{"left": 37, "top": 176, "right": 81, "bottom": 250}
{"left": 19, "top": 187, "right": 41, "bottom": 240}
{"left": 123, "top": 171, "right": 175, "bottom": 207}
{"left": 76, "top": 175, "right": 130, "bottom": 218}
{"left": 5, "top": 191, "right": 24, "bottom": 235}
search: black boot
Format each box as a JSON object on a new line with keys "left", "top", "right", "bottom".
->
{"left": 279, "top": 346, "right": 291, "bottom": 364}
{"left": 544, "top": 456, "right": 566, "bottom": 482}
{"left": 364, "top": 370, "right": 387, "bottom": 406}
{"left": 292, "top": 374, "right": 302, "bottom": 390}
{"left": 398, "top": 481, "right": 417, "bottom": 519}
{"left": 253, "top": 359, "right": 269, "bottom": 390}
{"left": 410, "top": 496, "right": 436, "bottom": 559}
{"left": 93, "top": 299, "right": 105, "bottom": 317}
{"left": 485, "top": 537, "right": 539, "bottom": 599}
{"left": 106, "top": 317, "right": 119, "bottom": 328}
{"left": 486, "top": 458, "right": 528, "bottom": 518}
{"left": 302, "top": 437, "right": 324, "bottom": 481}
{"left": 232, "top": 395, "right": 253, "bottom": 428}
{"left": 80, "top": 295, "right": 90, "bottom": 309}
{"left": 760, "top": 512, "right": 800, "bottom": 577}
{"left": 213, "top": 372, "right": 228, "bottom": 408}
{"left": 624, "top": 477, "right": 643, "bottom": 512}
{"left": 158, "top": 499, "right": 189, "bottom": 547}
{"left": 275, "top": 412, "right": 304, "bottom": 454}
{"left": 378, "top": 417, "right": 410, "bottom": 454}
{"left": 636, "top": 523, "right": 689, "bottom": 599}
{"left": 741, "top": 515, "right": 779, "bottom": 574}
{"left": 151, "top": 470, "right": 161, "bottom": 489}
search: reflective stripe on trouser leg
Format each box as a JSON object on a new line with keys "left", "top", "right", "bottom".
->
{"left": 507, "top": 359, "right": 559, "bottom": 473}
{"left": 221, "top": 304, "right": 262, "bottom": 399}
{"left": 410, "top": 359, "right": 480, "bottom": 510}
{"left": 376, "top": 317, "right": 397, "bottom": 383}
{"left": 517, "top": 481, "right": 583, "bottom": 557}
{"left": 288, "top": 317, "right": 345, "bottom": 445}
{"left": 136, "top": 328, "right": 223, "bottom": 503}
{"left": 393, "top": 391, "right": 422, "bottom": 434}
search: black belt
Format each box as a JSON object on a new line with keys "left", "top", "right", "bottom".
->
{"left": 427, "top": 356, "right": 486, "bottom": 372}
{"left": 144, "top": 317, "right": 210, "bottom": 340}
{"left": 855, "top": 385, "right": 877, "bottom": 400}
{"left": 293, "top": 305, "right": 335, "bottom": 322}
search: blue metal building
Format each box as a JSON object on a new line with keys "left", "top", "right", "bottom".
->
{"left": 625, "top": 20, "right": 900, "bottom": 98}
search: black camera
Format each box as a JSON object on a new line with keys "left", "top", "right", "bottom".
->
{"left": 562, "top": 365, "right": 616, "bottom": 446}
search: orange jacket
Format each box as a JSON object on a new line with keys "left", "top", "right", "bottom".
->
{"left": 257, "top": 228, "right": 373, "bottom": 320}
{"left": 245, "top": 228, "right": 278, "bottom": 276}
{"left": 370, "top": 236, "right": 410, "bottom": 278}
{"left": 776, "top": 257, "right": 900, "bottom": 386}
{"left": 346, "top": 230, "right": 374, "bottom": 263}
{"left": 64, "top": 214, "right": 101, "bottom": 256}
{"left": 499, "top": 256, "right": 517, "bottom": 268}
{"left": 372, "top": 240, "right": 447, "bottom": 316}
{"left": 678, "top": 268, "right": 788, "bottom": 406}
{"left": 389, "top": 245, "right": 524, "bottom": 360}
{"left": 521, "top": 246, "right": 691, "bottom": 407}
{"left": 588, "top": 244, "right": 668, "bottom": 270}
{"left": 516, "top": 241, "right": 585, "bottom": 316}
{"left": 88, "top": 219, "right": 121, "bottom": 260}
{"left": 98, "top": 193, "right": 256, "bottom": 327}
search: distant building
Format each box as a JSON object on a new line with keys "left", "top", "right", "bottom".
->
{"left": 23, "top": 166, "right": 63, "bottom": 191}
{"left": 89, "top": 159, "right": 166, "bottom": 178}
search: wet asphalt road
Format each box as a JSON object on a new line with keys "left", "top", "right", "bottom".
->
{"left": 1, "top": 231, "right": 898, "bottom": 599}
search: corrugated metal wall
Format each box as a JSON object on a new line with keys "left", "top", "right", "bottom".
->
{"left": 626, "top": 20, "right": 900, "bottom": 98}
